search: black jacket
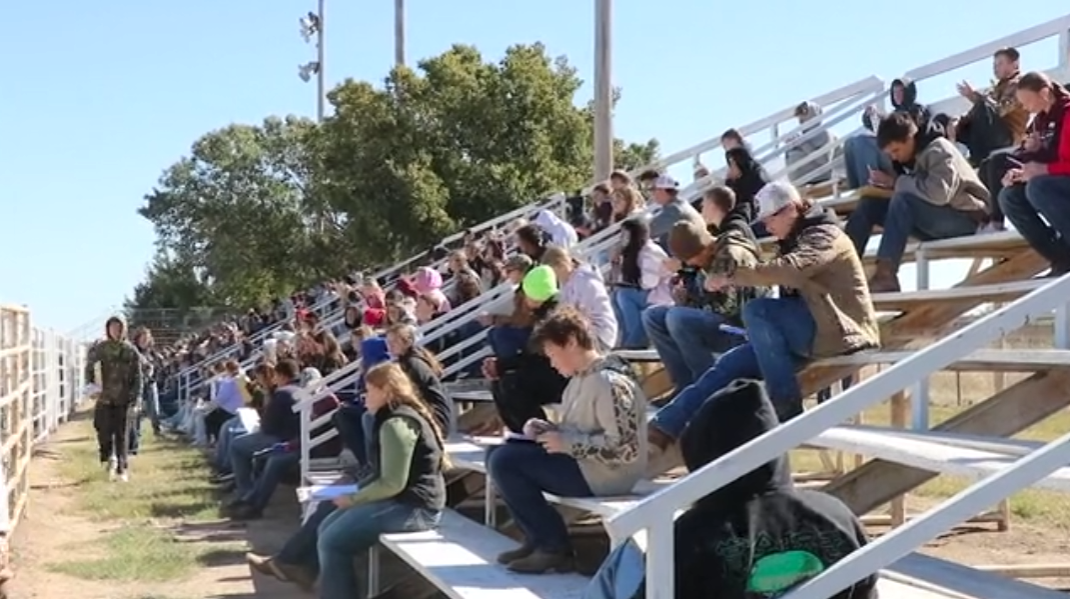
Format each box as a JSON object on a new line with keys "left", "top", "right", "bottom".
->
{"left": 397, "top": 349, "right": 452, "bottom": 434}
{"left": 646, "top": 379, "right": 878, "bottom": 599}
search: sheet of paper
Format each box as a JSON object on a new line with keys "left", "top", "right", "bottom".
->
{"left": 296, "top": 483, "right": 360, "bottom": 503}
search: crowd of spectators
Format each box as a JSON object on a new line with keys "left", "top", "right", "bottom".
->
{"left": 106, "top": 46, "right": 1070, "bottom": 598}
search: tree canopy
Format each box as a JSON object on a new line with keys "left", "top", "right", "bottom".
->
{"left": 131, "top": 42, "right": 659, "bottom": 318}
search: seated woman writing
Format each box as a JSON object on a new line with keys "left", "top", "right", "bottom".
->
{"left": 247, "top": 362, "right": 447, "bottom": 598}
{"left": 488, "top": 307, "right": 646, "bottom": 574}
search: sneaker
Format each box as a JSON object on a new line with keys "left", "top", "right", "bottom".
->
{"left": 107, "top": 457, "right": 118, "bottom": 481}
{"left": 119, "top": 471, "right": 130, "bottom": 483}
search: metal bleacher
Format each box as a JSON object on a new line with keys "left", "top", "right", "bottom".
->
{"left": 207, "top": 14, "right": 1070, "bottom": 599}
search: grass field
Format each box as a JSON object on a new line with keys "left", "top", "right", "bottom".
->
{"left": 43, "top": 416, "right": 240, "bottom": 582}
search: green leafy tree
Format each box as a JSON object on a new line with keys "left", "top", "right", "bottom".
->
{"left": 138, "top": 116, "right": 333, "bottom": 308}
{"left": 318, "top": 43, "right": 659, "bottom": 264}
{"left": 134, "top": 43, "right": 659, "bottom": 307}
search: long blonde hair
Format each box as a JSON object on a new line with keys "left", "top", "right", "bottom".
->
{"left": 364, "top": 362, "right": 450, "bottom": 469}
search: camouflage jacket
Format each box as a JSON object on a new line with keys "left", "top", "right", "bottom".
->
{"left": 680, "top": 226, "right": 772, "bottom": 323}
{"left": 85, "top": 339, "right": 144, "bottom": 407}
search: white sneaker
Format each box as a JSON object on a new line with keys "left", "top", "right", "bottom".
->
{"left": 119, "top": 471, "right": 129, "bottom": 483}
{"left": 107, "top": 457, "right": 118, "bottom": 481}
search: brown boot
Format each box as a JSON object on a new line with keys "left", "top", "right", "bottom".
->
{"left": 506, "top": 549, "right": 575, "bottom": 574}
{"left": 867, "top": 259, "right": 901, "bottom": 293}
{"left": 496, "top": 543, "right": 535, "bottom": 564}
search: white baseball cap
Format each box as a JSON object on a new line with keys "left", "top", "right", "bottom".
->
{"left": 752, "top": 181, "right": 802, "bottom": 223}
{"left": 653, "top": 175, "right": 679, "bottom": 190}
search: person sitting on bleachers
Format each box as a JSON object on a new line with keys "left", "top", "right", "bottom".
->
{"left": 332, "top": 333, "right": 392, "bottom": 468}
{"left": 610, "top": 186, "right": 644, "bottom": 223}
{"left": 228, "top": 367, "right": 341, "bottom": 521}
{"left": 534, "top": 208, "right": 579, "bottom": 248}
{"left": 477, "top": 265, "right": 569, "bottom": 436}
{"left": 227, "top": 359, "right": 302, "bottom": 505}
{"left": 490, "top": 307, "right": 646, "bottom": 574}
{"left": 583, "top": 379, "right": 877, "bottom": 599}
{"left": 542, "top": 245, "right": 618, "bottom": 352}
{"left": 648, "top": 182, "right": 880, "bottom": 458}
{"left": 723, "top": 147, "right": 767, "bottom": 223}
{"left": 949, "top": 47, "right": 1029, "bottom": 232}
{"left": 515, "top": 222, "right": 551, "bottom": 263}
{"left": 642, "top": 193, "right": 762, "bottom": 392}
{"left": 998, "top": 71, "right": 1070, "bottom": 277}
{"left": 446, "top": 249, "right": 483, "bottom": 290}
{"left": 842, "top": 78, "right": 929, "bottom": 192}
{"left": 720, "top": 128, "right": 746, "bottom": 151}
{"left": 247, "top": 363, "right": 447, "bottom": 595}
{"left": 861, "top": 111, "right": 990, "bottom": 293}
{"left": 785, "top": 101, "right": 834, "bottom": 185}
{"left": 647, "top": 175, "right": 705, "bottom": 250}
{"left": 385, "top": 324, "right": 453, "bottom": 434}
{"left": 611, "top": 217, "right": 673, "bottom": 349}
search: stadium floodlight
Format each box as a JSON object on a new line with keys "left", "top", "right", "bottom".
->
{"left": 299, "top": 11, "right": 320, "bottom": 43}
{"left": 298, "top": 61, "right": 320, "bottom": 83}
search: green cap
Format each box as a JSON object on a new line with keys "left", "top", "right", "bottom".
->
{"left": 521, "top": 265, "right": 558, "bottom": 302}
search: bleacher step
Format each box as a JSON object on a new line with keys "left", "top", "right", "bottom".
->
{"left": 808, "top": 427, "right": 1070, "bottom": 493}
{"left": 886, "top": 552, "right": 1066, "bottom": 599}
{"left": 379, "top": 509, "right": 589, "bottom": 599}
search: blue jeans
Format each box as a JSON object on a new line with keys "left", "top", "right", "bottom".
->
{"left": 999, "top": 177, "right": 1070, "bottom": 269}
{"left": 487, "top": 441, "right": 593, "bottom": 553}
{"left": 128, "top": 382, "right": 161, "bottom": 454}
{"left": 332, "top": 404, "right": 375, "bottom": 466}
{"left": 244, "top": 450, "right": 299, "bottom": 511}
{"left": 652, "top": 297, "right": 816, "bottom": 438}
{"left": 614, "top": 288, "right": 650, "bottom": 348}
{"left": 229, "top": 432, "right": 279, "bottom": 498}
{"left": 843, "top": 135, "right": 894, "bottom": 189}
{"left": 641, "top": 306, "right": 737, "bottom": 389}
{"left": 278, "top": 501, "right": 336, "bottom": 574}
{"left": 876, "top": 192, "right": 978, "bottom": 268}
{"left": 487, "top": 325, "right": 531, "bottom": 358}
{"left": 583, "top": 539, "right": 646, "bottom": 599}
{"left": 213, "top": 416, "right": 248, "bottom": 472}
{"left": 318, "top": 501, "right": 440, "bottom": 599}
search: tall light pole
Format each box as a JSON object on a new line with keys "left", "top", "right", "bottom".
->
{"left": 298, "top": 0, "right": 326, "bottom": 121}
{"left": 593, "top": 0, "right": 614, "bottom": 180}
{"left": 394, "top": 0, "right": 406, "bottom": 68}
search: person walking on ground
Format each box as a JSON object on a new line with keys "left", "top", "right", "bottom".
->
{"left": 84, "top": 315, "right": 143, "bottom": 482}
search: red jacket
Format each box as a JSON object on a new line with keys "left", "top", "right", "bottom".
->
{"left": 1020, "top": 84, "right": 1070, "bottom": 177}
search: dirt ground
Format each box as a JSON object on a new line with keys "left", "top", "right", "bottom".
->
{"left": 5, "top": 414, "right": 303, "bottom": 599}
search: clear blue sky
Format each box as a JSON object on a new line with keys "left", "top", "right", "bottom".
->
{"left": 1, "top": 1, "right": 1066, "bottom": 333}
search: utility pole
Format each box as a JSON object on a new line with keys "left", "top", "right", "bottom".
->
{"left": 593, "top": 0, "right": 614, "bottom": 181}
{"left": 394, "top": 0, "right": 406, "bottom": 68}
{"left": 298, "top": 0, "right": 326, "bottom": 121}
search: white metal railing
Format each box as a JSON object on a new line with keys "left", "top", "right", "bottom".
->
{"left": 1, "top": 304, "right": 84, "bottom": 538}
{"left": 608, "top": 274, "right": 1070, "bottom": 599}
{"left": 288, "top": 76, "right": 885, "bottom": 482}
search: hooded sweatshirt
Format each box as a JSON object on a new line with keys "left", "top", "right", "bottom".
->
{"left": 787, "top": 101, "right": 833, "bottom": 184}
{"left": 667, "top": 379, "right": 878, "bottom": 598}
{"left": 84, "top": 315, "right": 143, "bottom": 408}
{"left": 533, "top": 209, "right": 579, "bottom": 248}
{"left": 555, "top": 355, "right": 646, "bottom": 495}
{"left": 354, "top": 337, "right": 390, "bottom": 396}
{"left": 724, "top": 147, "right": 768, "bottom": 221}
{"left": 583, "top": 380, "right": 877, "bottom": 599}
{"left": 558, "top": 261, "right": 619, "bottom": 352}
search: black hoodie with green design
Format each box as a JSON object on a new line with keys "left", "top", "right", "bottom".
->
{"left": 654, "top": 380, "right": 877, "bottom": 598}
